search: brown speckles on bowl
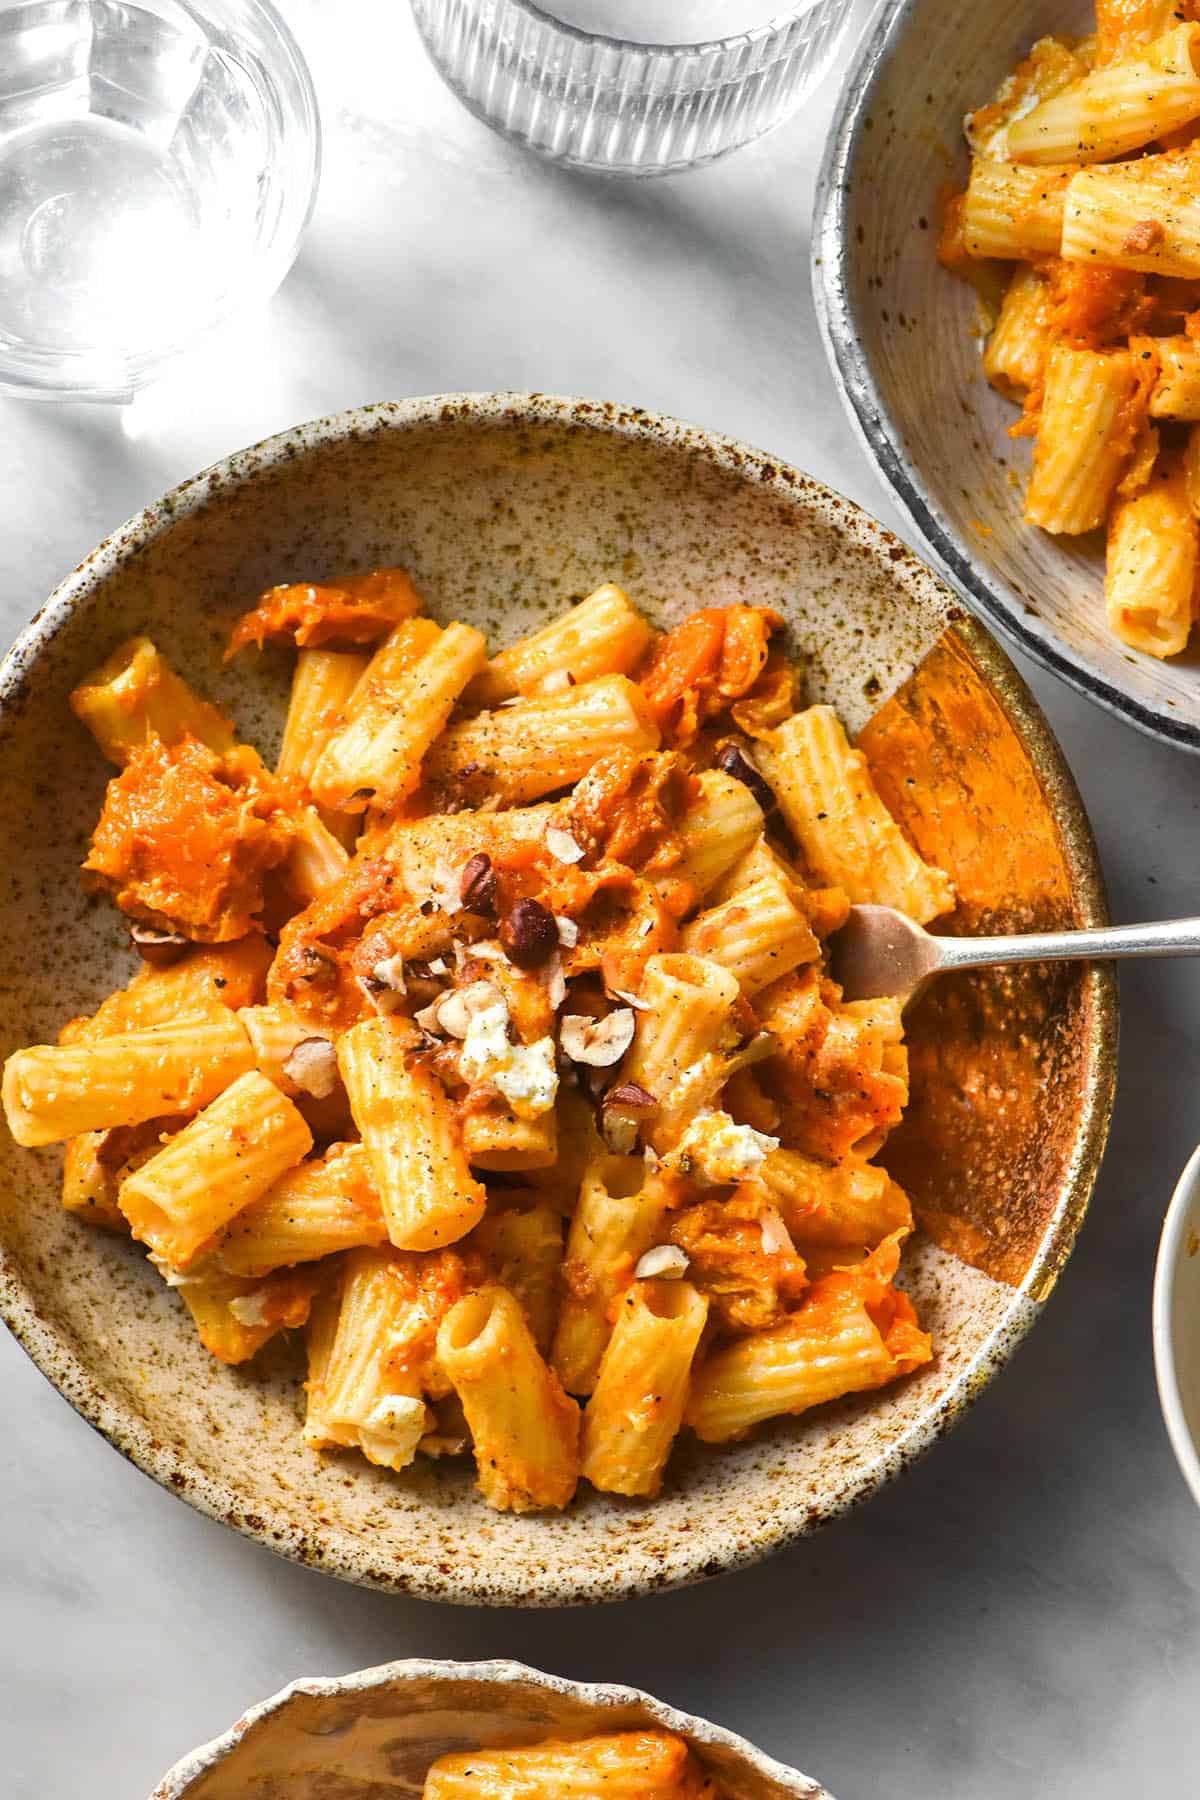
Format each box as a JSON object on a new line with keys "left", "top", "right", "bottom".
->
{"left": 150, "top": 1660, "right": 831, "bottom": 1800}
{"left": 0, "top": 393, "right": 1115, "bottom": 1604}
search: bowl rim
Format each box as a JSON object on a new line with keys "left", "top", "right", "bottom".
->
{"left": 148, "top": 1656, "right": 834, "bottom": 1798}
{"left": 1153, "top": 1142, "right": 1200, "bottom": 1510}
{"left": 0, "top": 391, "right": 1118, "bottom": 1603}
{"left": 810, "top": 0, "right": 1200, "bottom": 755}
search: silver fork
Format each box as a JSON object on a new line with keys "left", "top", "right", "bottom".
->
{"left": 829, "top": 905, "right": 1200, "bottom": 1007}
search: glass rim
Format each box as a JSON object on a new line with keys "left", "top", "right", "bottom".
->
{"left": 0, "top": 0, "right": 322, "bottom": 402}
{"left": 492, "top": 0, "right": 835, "bottom": 55}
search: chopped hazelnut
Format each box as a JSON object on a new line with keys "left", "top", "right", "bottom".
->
{"left": 560, "top": 1008, "right": 636, "bottom": 1067}
{"left": 500, "top": 898, "right": 558, "bottom": 968}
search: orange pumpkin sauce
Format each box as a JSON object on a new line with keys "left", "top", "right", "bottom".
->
{"left": 83, "top": 737, "right": 292, "bottom": 942}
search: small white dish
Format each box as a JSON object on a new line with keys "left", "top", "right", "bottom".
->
{"left": 1154, "top": 1145, "right": 1200, "bottom": 1508}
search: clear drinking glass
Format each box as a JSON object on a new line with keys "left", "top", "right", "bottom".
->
{"left": 0, "top": 0, "right": 320, "bottom": 401}
{"left": 410, "top": 0, "right": 854, "bottom": 177}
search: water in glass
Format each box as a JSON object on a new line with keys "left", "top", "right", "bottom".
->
{"left": 0, "top": 0, "right": 314, "bottom": 396}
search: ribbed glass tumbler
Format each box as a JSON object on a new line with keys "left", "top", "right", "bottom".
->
{"left": 409, "top": 0, "right": 855, "bottom": 176}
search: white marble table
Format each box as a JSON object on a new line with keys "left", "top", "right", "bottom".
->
{"left": 4, "top": 4, "right": 1199, "bottom": 1795}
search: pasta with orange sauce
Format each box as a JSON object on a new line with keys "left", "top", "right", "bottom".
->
{"left": 941, "top": 4, "right": 1200, "bottom": 657}
{"left": 1, "top": 570, "right": 943, "bottom": 1513}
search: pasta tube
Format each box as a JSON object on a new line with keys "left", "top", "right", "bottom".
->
{"left": 1062, "top": 155, "right": 1200, "bottom": 277}
{"left": 963, "top": 159, "right": 1074, "bottom": 259}
{"left": 470, "top": 1199, "right": 563, "bottom": 1353}
{"left": 1106, "top": 462, "right": 1199, "bottom": 657}
{"left": 173, "top": 1265, "right": 320, "bottom": 1365}
{"left": 756, "top": 708, "right": 954, "bottom": 923}
{"left": 621, "top": 953, "right": 741, "bottom": 1106}
{"left": 551, "top": 1155, "right": 667, "bottom": 1394}
{"left": 1184, "top": 422, "right": 1200, "bottom": 514}
{"left": 285, "top": 807, "right": 351, "bottom": 901}
{"left": 118, "top": 1069, "right": 312, "bottom": 1265}
{"left": 338, "top": 1017, "right": 486, "bottom": 1251}
{"left": 679, "top": 867, "right": 818, "bottom": 995}
{"left": 276, "top": 646, "right": 369, "bottom": 783}
{"left": 1096, "top": 0, "right": 1181, "bottom": 65}
{"left": 302, "top": 1247, "right": 460, "bottom": 1470}
{"left": 758, "top": 1151, "right": 912, "bottom": 1249}
{"left": 68, "top": 939, "right": 272, "bottom": 1040}
{"left": 216, "top": 1141, "right": 385, "bottom": 1276}
{"left": 686, "top": 1241, "right": 931, "bottom": 1443}
{"left": 460, "top": 1100, "right": 558, "bottom": 1173}
{"left": 474, "top": 582, "right": 653, "bottom": 703}
{"left": 983, "top": 265, "right": 1054, "bottom": 398}
{"left": 423, "top": 674, "right": 660, "bottom": 805}
{"left": 69, "top": 636, "right": 236, "bottom": 765}
{"left": 382, "top": 803, "right": 553, "bottom": 900}
{"left": 665, "top": 768, "right": 765, "bottom": 900}
{"left": 237, "top": 1002, "right": 337, "bottom": 1100}
{"left": 1008, "top": 25, "right": 1200, "bottom": 165}
{"left": 581, "top": 1278, "right": 709, "bottom": 1498}
{"left": 423, "top": 1730, "right": 708, "bottom": 1800}
{"left": 3, "top": 1010, "right": 253, "bottom": 1147}
{"left": 62, "top": 1129, "right": 134, "bottom": 1231}
{"left": 311, "top": 620, "right": 487, "bottom": 813}
{"left": 1147, "top": 337, "right": 1200, "bottom": 418}
{"left": 1025, "top": 346, "right": 1148, "bottom": 533}
{"left": 437, "top": 1283, "right": 581, "bottom": 1511}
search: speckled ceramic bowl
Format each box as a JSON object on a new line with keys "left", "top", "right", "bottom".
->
{"left": 150, "top": 1659, "right": 832, "bottom": 1798}
{"left": 0, "top": 393, "right": 1116, "bottom": 1603}
{"left": 813, "top": 0, "right": 1200, "bottom": 751}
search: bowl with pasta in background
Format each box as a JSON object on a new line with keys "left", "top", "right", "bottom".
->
{"left": 814, "top": 0, "right": 1200, "bottom": 751}
{"left": 0, "top": 393, "right": 1114, "bottom": 1602}
{"left": 150, "top": 1658, "right": 832, "bottom": 1798}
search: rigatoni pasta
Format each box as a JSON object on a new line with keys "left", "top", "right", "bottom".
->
{"left": 117, "top": 1069, "right": 312, "bottom": 1265}
{"left": 473, "top": 582, "right": 654, "bottom": 703}
{"left": 422, "top": 1728, "right": 724, "bottom": 1800}
{"left": 757, "top": 707, "right": 954, "bottom": 923}
{"left": 581, "top": 1278, "right": 709, "bottom": 1497}
{"left": 943, "top": 8, "right": 1200, "bottom": 658}
{"left": 437, "top": 1284, "right": 581, "bottom": 1512}
{"left": 3, "top": 570, "right": 941, "bottom": 1513}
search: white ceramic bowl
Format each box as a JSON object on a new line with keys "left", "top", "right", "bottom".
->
{"left": 813, "top": 0, "right": 1200, "bottom": 751}
{"left": 150, "top": 1659, "right": 832, "bottom": 1798}
{"left": 1154, "top": 1145, "right": 1200, "bottom": 1508}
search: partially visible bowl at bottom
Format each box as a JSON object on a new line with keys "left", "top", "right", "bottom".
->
{"left": 150, "top": 1658, "right": 833, "bottom": 1798}
{"left": 1154, "top": 1145, "right": 1200, "bottom": 1510}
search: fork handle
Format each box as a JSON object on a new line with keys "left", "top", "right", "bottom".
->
{"left": 936, "top": 916, "right": 1200, "bottom": 974}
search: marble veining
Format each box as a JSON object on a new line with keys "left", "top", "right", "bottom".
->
{"left": 0, "top": 1, "right": 1197, "bottom": 1796}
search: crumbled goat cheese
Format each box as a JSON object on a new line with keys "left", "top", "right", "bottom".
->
{"left": 458, "top": 996, "right": 559, "bottom": 1120}
{"left": 675, "top": 1111, "right": 779, "bottom": 1185}
{"left": 228, "top": 1291, "right": 272, "bottom": 1328}
{"left": 359, "top": 1394, "right": 429, "bottom": 1470}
